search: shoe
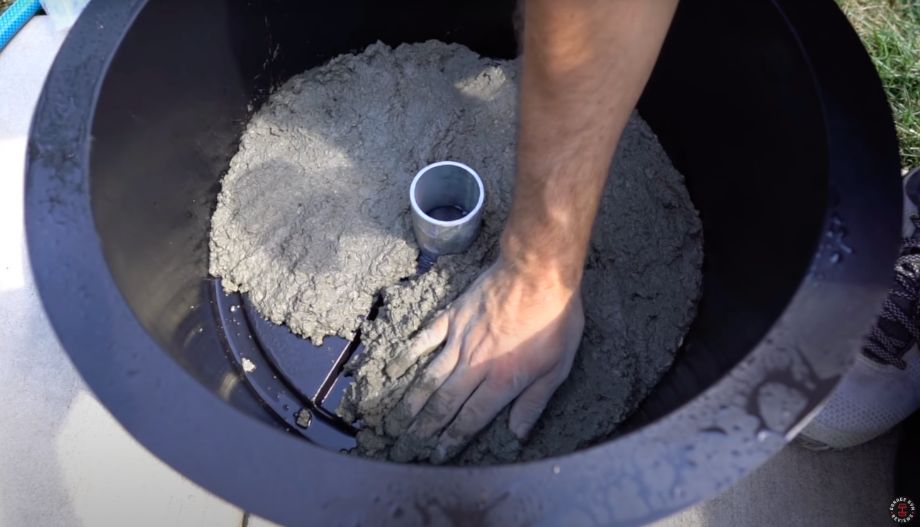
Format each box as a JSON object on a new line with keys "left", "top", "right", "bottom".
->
{"left": 797, "top": 168, "right": 920, "bottom": 449}
{"left": 797, "top": 348, "right": 920, "bottom": 449}
{"left": 905, "top": 166, "right": 920, "bottom": 238}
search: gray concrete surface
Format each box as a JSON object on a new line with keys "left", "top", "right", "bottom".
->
{"left": 0, "top": 15, "right": 899, "bottom": 527}
{"left": 654, "top": 431, "right": 900, "bottom": 526}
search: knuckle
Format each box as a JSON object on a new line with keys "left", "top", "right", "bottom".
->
{"left": 489, "top": 365, "right": 530, "bottom": 391}
{"left": 461, "top": 401, "right": 486, "bottom": 423}
{"left": 456, "top": 336, "right": 479, "bottom": 367}
{"left": 415, "top": 371, "right": 441, "bottom": 393}
{"left": 518, "top": 394, "right": 548, "bottom": 415}
{"left": 456, "top": 347, "right": 474, "bottom": 368}
{"left": 425, "top": 393, "right": 452, "bottom": 417}
{"left": 417, "top": 398, "right": 447, "bottom": 428}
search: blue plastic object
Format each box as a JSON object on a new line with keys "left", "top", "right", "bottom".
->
{"left": 0, "top": 0, "right": 41, "bottom": 52}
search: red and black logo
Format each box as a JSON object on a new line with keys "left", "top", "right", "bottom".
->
{"left": 891, "top": 497, "right": 917, "bottom": 524}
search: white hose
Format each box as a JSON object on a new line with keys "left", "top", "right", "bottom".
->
{"left": 38, "top": 0, "right": 88, "bottom": 29}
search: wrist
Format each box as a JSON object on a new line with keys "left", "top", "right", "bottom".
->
{"left": 498, "top": 228, "right": 585, "bottom": 293}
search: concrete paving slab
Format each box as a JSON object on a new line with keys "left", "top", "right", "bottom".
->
{"left": 0, "top": 16, "right": 245, "bottom": 527}
{"left": 251, "top": 433, "right": 899, "bottom": 527}
{"left": 654, "top": 431, "right": 900, "bottom": 526}
{"left": 249, "top": 514, "right": 283, "bottom": 527}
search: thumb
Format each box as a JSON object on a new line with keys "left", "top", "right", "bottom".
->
{"left": 508, "top": 370, "right": 564, "bottom": 440}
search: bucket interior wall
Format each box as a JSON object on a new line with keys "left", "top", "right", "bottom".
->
{"left": 89, "top": 0, "right": 826, "bottom": 433}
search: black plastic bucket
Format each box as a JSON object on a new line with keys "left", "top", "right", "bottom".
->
{"left": 26, "top": 0, "right": 901, "bottom": 525}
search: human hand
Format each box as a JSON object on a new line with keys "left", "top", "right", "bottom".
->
{"left": 389, "top": 257, "right": 584, "bottom": 463}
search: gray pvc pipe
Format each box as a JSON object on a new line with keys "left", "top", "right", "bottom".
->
{"left": 409, "top": 161, "right": 485, "bottom": 256}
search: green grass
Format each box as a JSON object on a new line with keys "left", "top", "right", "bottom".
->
{"left": 839, "top": 0, "right": 920, "bottom": 169}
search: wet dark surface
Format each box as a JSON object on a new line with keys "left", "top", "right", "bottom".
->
{"left": 212, "top": 279, "right": 357, "bottom": 451}
{"left": 242, "top": 295, "right": 353, "bottom": 403}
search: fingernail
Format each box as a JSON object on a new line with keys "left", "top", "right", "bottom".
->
{"left": 431, "top": 444, "right": 448, "bottom": 464}
{"left": 512, "top": 422, "right": 531, "bottom": 441}
{"left": 384, "top": 359, "right": 405, "bottom": 379}
{"left": 390, "top": 438, "right": 412, "bottom": 463}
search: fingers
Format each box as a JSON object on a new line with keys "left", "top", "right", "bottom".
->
{"left": 508, "top": 367, "right": 568, "bottom": 440}
{"left": 406, "top": 365, "right": 485, "bottom": 438}
{"left": 387, "top": 335, "right": 462, "bottom": 460}
{"left": 393, "top": 365, "right": 485, "bottom": 461}
{"left": 397, "top": 335, "right": 461, "bottom": 421}
{"left": 385, "top": 311, "right": 450, "bottom": 380}
{"left": 431, "top": 380, "right": 518, "bottom": 464}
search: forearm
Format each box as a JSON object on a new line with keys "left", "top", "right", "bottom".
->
{"left": 501, "top": 0, "right": 678, "bottom": 290}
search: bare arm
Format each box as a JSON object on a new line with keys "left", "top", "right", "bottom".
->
{"left": 505, "top": 0, "right": 678, "bottom": 290}
{"left": 393, "top": 0, "right": 678, "bottom": 463}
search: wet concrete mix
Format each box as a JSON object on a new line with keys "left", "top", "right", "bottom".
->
{"left": 209, "top": 41, "right": 703, "bottom": 465}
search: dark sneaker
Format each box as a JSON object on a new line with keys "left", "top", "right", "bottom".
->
{"left": 798, "top": 168, "right": 920, "bottom": 449}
